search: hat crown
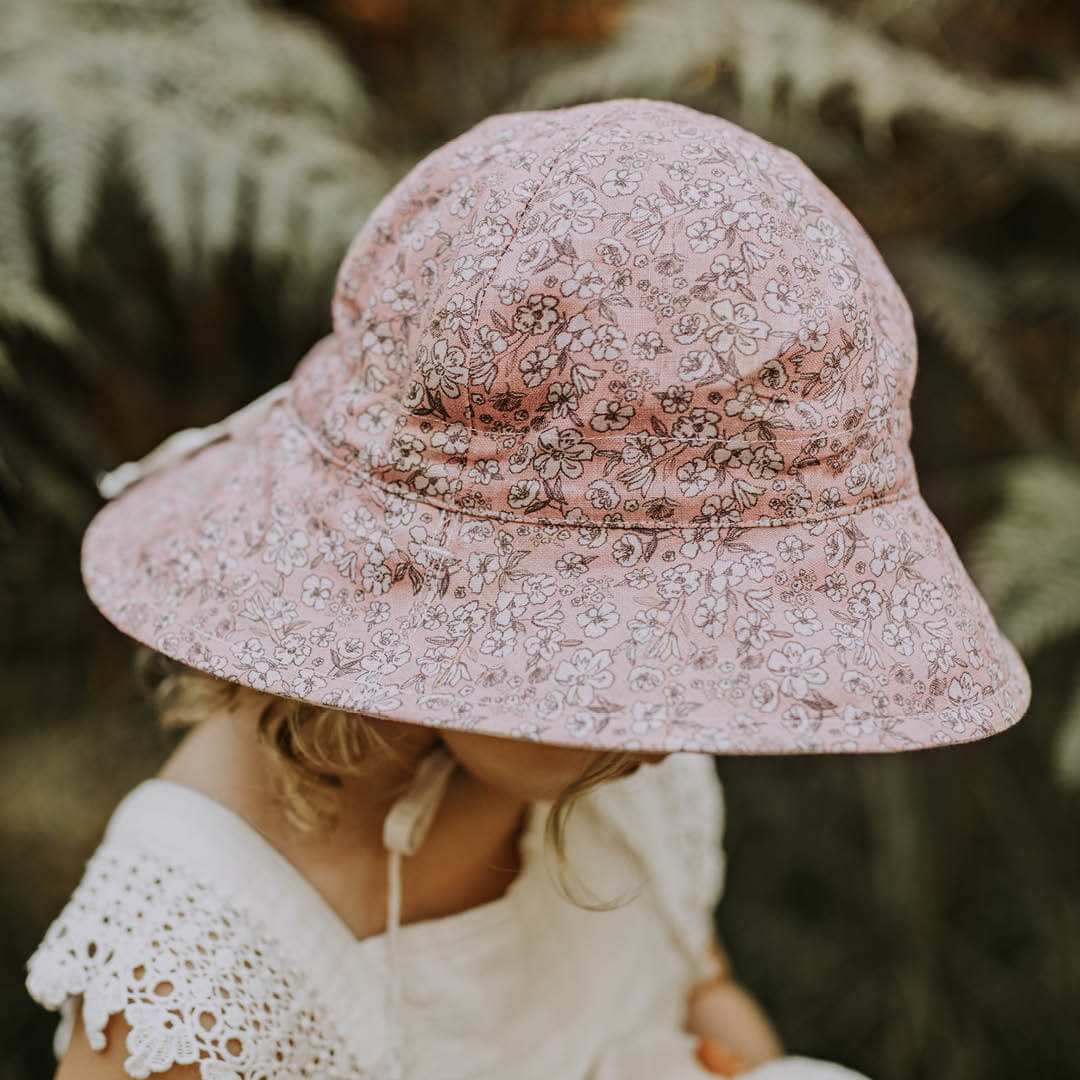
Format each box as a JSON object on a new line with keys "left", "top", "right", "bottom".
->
{"left": 292, "top": 99, "right": 919, "bottom": 528}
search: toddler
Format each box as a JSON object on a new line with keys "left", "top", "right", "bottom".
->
{"left": 27, "top": 98, "right": 1028, "bottom": 1079}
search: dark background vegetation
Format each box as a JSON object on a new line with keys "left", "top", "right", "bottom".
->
{"left": 2, "top": 2, "right": 1079, "bottom": 1077}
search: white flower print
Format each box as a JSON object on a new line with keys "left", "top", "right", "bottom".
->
{"left": 554, "top": 647, "right": 614, "bottom": 705}
{"left": 441, "top": 292, "right": 474, "bottom": 332}
{"left": 595, "top": 237, "right": 629, "bottom": 265}
{"left": 734, "top": 611, "right": 775, "bottom": 650}
{"left": 473, "top": 215, "right": 514, "bottom": 249}
{"left": 293, "top": 669, "right": 327, "bottom": 697}
{"left": 591, "top": 399, "right": 634, "bottom": 432}
{"left": 764, "top": 278, "right": 801, "bottom": 314}
{"left": 767, "top": 641, "right": 827, "bottom": 697}
{"left": 301, "top": 574, "right": 333, "bottom": 610}
{"left": 798, "top": 319, "right": 829, "bottom": 351}
{"left": 533, "top": 428, "right": 596, "bottom": 480}
{"left": 777, "top": 536, "right": 808, "bottom": 563}
{"left": 561, "top": 261, "right": 605, "bottom": 299}
{"left": 922, "top": 633, "right": 957, "bottom": 675}
{"left": 382, "top": 279, "right": 417, "bottom": 313}
{"left": 467, "top": 459, "right": 501, "bottom": 485}
{"left": 548, "top": 188, "right": 602, "bottom": 236}
{"left": 721, "top": 199, "right": 762, "bottom": 231}
{"left": 940, "top": 672, "right": 993, "bottom": 732}
{"left": 245, "top": 658, "right": 279, "bottom": 691}
{"left": 705, "top": 298, "right": 770, "bottom": 358}
{"left": 361, "top": 562, "right": 391, "bottom": 595}
{"left": 494, "top": 587, "right": 529, "bottom": 630}
{"left": 601, "top": 168, "right": 642, "bottom": 197}
{"left": 590, "top": 324, "right": 626, "bottom": 362}
{"left": 577, "top": 602, "right": 619, "bottom": 638}
{"left": 870, "top": 537, "right": 901, "bottom": 577}
{"left": 785, "top": 606, "right": 823, "bottom": 636}
{"left": 262, "top": 523, "right": 309, "bottom": 575}
{"left": 842, "top": 705, "right": 876, "bottom": 737}
{"left": 710, "top": 557, "right": 748, "bottom": 592}
{"left": 677, "top": 458, "right": 718, "bottom": 497}
{"left": 632, "top": 331, "right": 665, "bottom": 361}
{"left": 882, "top": 621, "right": 915, "bottom": 656}
{"left": 430, "top": 422, "right": 469, "bottom": 455}
{"left": 481, "top": 627, "right": 517, "bottom": 657}
{"left": 915, "top": 582, "right": 944, "bottom": 613}
{"left": 751, "top": 678, "right": 780, "bottom": 712}
{"left": 709, "top": 253, "right": 750, "bottom": 291}
{"left": 848, "top": 581, "right": 883, "bottom": 620}
{"left": 232, "top": 637, "right": 265, "bottom": 666}
{"left": 612, "top": 533, "right": 644, "bottom": 567}
{"left": 275, "top": 633, "right": 311, "bottom": 666}
{"left": 520, "top": 347, "right": 558, "bottom": 387}
{"left": 741, "top": 551, "right": 776, "bottom": 582}
{"left": 658, "top": 563, "right": 702, "bottom": 599}
{"left": 693, "top": 594, "right": 729, "bottom": 638}
{"left": 467, "top": 551, "right": 500, "bottom": 593}
{"left": 631, "top": 702, "right": 665, "bottom": 736}
{"left": 686, "top": 218, "right": 724, "bottom": 253}
{"left": 554, "top": 313, "right": 596, "bottom": 353}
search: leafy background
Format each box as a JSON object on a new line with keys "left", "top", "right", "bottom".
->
{"left": 2, "top": 1, "right": 1079, "bottom": 1077}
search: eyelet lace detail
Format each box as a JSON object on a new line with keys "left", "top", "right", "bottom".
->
{"left": 26, "top": 844, "right": 386, "bottom": 1079}
{"left": 651, "top": 755, "right": 725, "bottom": 968}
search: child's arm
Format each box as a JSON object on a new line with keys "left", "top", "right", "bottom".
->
{"left": 684, "top": 941, "right": 784, "bottom": 1074}
{"left": 683, "top": 942, "right": 873, "bottom": 1080}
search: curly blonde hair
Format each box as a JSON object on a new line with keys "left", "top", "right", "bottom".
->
{"left": 146, "top": 654, "right": 638, "bottom": 909}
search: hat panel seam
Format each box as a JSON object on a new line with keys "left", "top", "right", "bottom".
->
{"left": 464, "top": 106, "right": 612, "bottom": 460}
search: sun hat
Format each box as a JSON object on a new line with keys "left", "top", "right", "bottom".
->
{"left": 83, "top": 98, "right": 1030, "bottom": 755}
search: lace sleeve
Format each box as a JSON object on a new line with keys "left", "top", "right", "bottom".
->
{"left": 589, "top": 754, "right": 725, "bottom": 978}
{"left": 653, "top": 753, "right": 726, "bottom": 971}
{"left": 25, "top": 842, "right": 370, "bottom": 1080}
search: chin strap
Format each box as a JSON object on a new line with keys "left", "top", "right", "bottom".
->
{"left": 380, "top": 746, "right": 458, "bottom": 1077}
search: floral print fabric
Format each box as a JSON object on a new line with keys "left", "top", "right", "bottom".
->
{"left": 83, "top": 99, "right": 1029, "bottom": 753}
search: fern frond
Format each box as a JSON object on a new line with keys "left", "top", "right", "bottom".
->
{"left": 1053, "top": 669, "right": 1080, "bottom": 788}
{"left": 0, "top": 0, "right": 389, "bottom": 288}
{"left": 889, "top": 244, "right": 1055, "bottom": 454}
{"left": 0, "top": 268, "right": 81, "bottom": 350}
{"left": 0, "top": 337, "right": 18, "bottom": 393}
{"left": 119, "top": 101, "right": 201, "bottom": 276}
{"left": 969, "top": 458, "right": 1080, "bottom": 652}
{"left": 511, "top": 0, "right": 1080, "bottom": 156}
{"left": 0, "top": 130, "right": 36, "bottom": 280}
{"left": 27, "top": 95, "right": 116, "bottom": 260}
{"left": 1003, "top": 576, "right": 1080, "bottom": 658}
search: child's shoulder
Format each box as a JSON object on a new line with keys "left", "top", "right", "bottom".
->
{"left": 26, "top": 776, "right": 382, "bottom": 1080}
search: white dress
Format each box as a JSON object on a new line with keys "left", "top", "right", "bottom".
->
{"left": 26, "top": 754, "right": 868, "bottom": 1080}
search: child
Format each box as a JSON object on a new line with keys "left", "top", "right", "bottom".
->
{"left": 27, "top": 98, "right": 1029, "bottom": 1079}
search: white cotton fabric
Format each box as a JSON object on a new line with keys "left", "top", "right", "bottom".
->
{"left": 26, "top": 754, "right": 867, "bottom": 1080}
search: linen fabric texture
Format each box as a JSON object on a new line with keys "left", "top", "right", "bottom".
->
{"left": 26, "top": 757, "right": 864, "bottom": 1080}
{"left": 82, "top": 98, "right": 1030, "bottom": 754}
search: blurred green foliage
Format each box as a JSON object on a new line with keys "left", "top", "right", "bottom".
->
{"left": 2, "top": 1, "right": 1079, "bottom": 1078}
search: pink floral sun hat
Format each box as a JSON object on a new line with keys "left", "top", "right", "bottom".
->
{"left": 84, "top": 98, "right": 1030, "bottom": 754}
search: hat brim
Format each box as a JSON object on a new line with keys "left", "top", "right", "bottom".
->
{"left": 83, "top": 388, "right": 1029, "bottom": 755}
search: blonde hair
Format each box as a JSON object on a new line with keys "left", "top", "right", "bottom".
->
{"left": 146, "top": 654, "right": 638, "bottom": 909}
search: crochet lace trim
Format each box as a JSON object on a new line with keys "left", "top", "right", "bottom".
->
{"left": 25, "top": 845, "right": 387, "bottom": 1079}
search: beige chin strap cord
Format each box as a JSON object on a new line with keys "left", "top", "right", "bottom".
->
{"left": 380, "top": 746, "right": 458, "bottom": 1076}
